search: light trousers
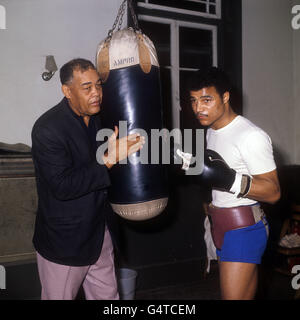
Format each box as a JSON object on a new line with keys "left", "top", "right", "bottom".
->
{"left": 36, "top": 227, "right": 119, "bottom": 300}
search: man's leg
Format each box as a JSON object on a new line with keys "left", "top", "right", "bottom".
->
{"left": 36, "top": 252, "right": 89, "bottom": 300}
{"left": 219, "top": 261, "right": 258, "bottom": 300}
{"left": 217, "top": 221, "right": 268, "bottom": 300}
{"left": 82, "top": 227, "right": 119, "bottom": 300}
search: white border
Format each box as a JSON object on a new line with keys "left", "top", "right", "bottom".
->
{"left": 138, "top": 0, "right": 221, "bottom": 20}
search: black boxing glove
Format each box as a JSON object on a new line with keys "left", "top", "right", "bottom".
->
{"left": 201, "top": 149, "right": 252, "bottom": 198}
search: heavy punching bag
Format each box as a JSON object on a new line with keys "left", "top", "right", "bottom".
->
{"left": 96, "top": 0, "right": 168, "bottom": 221}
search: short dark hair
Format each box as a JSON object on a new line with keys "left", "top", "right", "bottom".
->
{"left": 187, "top": 67, "right": 231, "bottom": 97}
{"left": 60, "top": 58, "right": 96, "bottom": 85}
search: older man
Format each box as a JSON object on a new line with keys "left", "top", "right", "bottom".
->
{"left": 31, "top": 58, "right": 144, "bottom": 300}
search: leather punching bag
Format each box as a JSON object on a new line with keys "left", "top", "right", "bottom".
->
{"left": 96, "top": 27, "right": 168, "bottom": 221}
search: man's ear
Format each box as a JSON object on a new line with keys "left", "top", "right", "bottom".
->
{"left": 62, "top": 84, "right": 71, "bottom": 99}
{"left": 223, "top": 91, "right": 230, "bottom": 104}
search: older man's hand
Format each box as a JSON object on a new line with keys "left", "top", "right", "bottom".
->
{"left": 103, "top": 126, "right": 145, "bottom": 169}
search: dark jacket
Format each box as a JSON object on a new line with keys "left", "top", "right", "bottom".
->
{"left": 31, "top": 97, "right": 119, "bottom": 266}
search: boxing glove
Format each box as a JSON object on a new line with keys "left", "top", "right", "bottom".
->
{"left": 201, "top": 149, "right": 252, "bottom": 198}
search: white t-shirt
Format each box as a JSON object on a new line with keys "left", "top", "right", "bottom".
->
{"left": 206, "top": 115, "right": 276, "bottom": 208}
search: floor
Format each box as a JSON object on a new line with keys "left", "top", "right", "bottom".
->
{"left": 135, "top": 261, "right": 298, "bottom": 300}
{"left": 1, "top": 254, "right": 298, "bottom": 300}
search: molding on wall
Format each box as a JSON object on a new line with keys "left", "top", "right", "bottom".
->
{"left": 0, "top": 253, "right": 36, "bottom": 265}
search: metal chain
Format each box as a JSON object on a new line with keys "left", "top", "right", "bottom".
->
{"left": 106, "top": 0, "right": 141, "bottom": 42}
{"left": 107, "top": 0, "right": 127, "bottom": 41}
{"left": 127, "top": 0, "right": 141, "bottom": 32}
{"left": 117, "top": 1, "right": 127, "bottom": 31}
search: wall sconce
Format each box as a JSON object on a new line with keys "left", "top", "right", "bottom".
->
{"left": 42, "top": 55, "right": 58, "bottom": 81}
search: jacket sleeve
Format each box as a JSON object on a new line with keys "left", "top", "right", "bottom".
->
{"left": 31, "top": 124, "right": 111, "bottom": 201}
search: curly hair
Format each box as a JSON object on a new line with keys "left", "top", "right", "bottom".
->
{"left": 187, "top": 67, "right": 232, "bottom": 97}
{"left": 60, "top": 58, "right": 96, "bottom": 85}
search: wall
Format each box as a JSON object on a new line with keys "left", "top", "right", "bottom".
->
{"left": 0, "top": 0, "right": 125, "bottom": 146}
{"left": 0, "top": 176, "right": 37, "bottom": 262}
{"left": 1, "top": 1, "right": 297, "bottom": 160}
{"left": 242, "top": 0, "right": 295, "bottom": 165}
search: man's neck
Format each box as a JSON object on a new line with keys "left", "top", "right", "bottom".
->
{"left": 211, "top": 106, "right": 237, "bottom": 130}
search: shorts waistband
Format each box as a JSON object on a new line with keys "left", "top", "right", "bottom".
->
{"left": 208, "top": 203, "right": 267, "bottom": 250}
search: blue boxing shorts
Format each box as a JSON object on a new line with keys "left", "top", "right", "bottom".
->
{"left": 216, "top": 220, "right": 269, "bottom": 264}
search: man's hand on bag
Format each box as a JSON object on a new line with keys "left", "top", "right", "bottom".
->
{"left": 103, "top": 126, "right": 145, "bottom": 169}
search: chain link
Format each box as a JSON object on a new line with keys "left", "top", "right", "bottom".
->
{"left": 106, "top": 0, "right": 141, "bottom": 42}
{"left": 107, "top": 0, "right": 127, "bottom": 41}
{"left": 128, "top": 0, "right": 141, "bottom": 32}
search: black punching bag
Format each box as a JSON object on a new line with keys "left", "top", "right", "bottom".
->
{"left": 96, "top": 27, "right": 168, "bottom": 221}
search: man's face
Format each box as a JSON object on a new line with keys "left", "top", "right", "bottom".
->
{"left": 189, "top": 86, "right": 229, "bottom": 130}
{"left": 63, "top": 68, "right": 102, "bottom": 117}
